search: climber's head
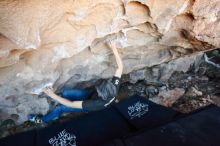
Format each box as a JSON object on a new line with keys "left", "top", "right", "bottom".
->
{"left": 95, "top": 79, "right": 118, "bottom": 100}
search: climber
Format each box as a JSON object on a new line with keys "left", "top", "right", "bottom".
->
{"left": 28, "top": 41, "right": 123, "bottom": 124}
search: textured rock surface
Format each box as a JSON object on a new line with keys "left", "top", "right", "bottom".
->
{"left": 129, "top": 52, "right": 203, "bottom": 83}
{"left": 0, "top": 0, "right": 219, "bottom": 123}
{"left": 150, "top": 88, "right": 185, "bottom": 107}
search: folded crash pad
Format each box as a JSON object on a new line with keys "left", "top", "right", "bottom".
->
{"left": 105, "top": 105, "right": 220, "bottom": 146}
{"left": 114, "top": 95, "right": 179, "bottom": 130}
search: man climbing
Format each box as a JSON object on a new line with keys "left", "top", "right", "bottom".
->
{"left": 28, "top": 41, "right": 123, "bottom": 123}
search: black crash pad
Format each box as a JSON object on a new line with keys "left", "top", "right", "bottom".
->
{"left": 0, "top": 130, "right": 36, "bottom": 146}
{"left": 36, "top": 107, "right": 131, "bottom": 146}
{"left": 105, "top": 105, "right": 220, "bottom": 146}
{"left": 114, "top": 95, "right": 179, "bottom": 130}
{"left": 0, "top": 95, "right": 180, "bottom": 146}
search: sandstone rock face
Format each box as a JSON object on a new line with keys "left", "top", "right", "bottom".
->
{"left": 193, "top": 0, "right": 220, "bottom": 47}
{"left": 0, "top": 0, "right": 218, "bottom": 123}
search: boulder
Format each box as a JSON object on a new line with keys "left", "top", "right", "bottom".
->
{"left": 0, "top": 0, "right": 218, "bottom": 123}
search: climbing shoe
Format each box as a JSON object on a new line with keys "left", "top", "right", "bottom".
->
{"left": 28, "top": 114, "right": 42, "bottom": 124}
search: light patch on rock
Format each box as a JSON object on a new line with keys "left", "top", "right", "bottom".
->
{"left": 93, "top": 54, "right": 107, "bottom": 63}
{"left": 164, "top": 0, "right": 190, "bottom": 33}
{"left": 30, "top": 82, "right": 53, "bottom": 95}
{"left": 24, "top": 44, "right": 37, "bottom": 49}
{"left": 207, "top": 13, "right": 218, "bottom": 22}
{"left": 16, "top": 66, "right": 34, "bottom": 79}
{"left": 204, "top": 53, "right": 220, "bottom": 68}
{"left": 150, "top": 88, "right": 185, "bottom": 107}
{"left": 52, "top": 45, "right": 71, "bottom": 63}
{"left": 121, "top": 27, "right": 139, "bottom": 37}
{"left": 71, "top": 8, "right": 89, "bottom": 21}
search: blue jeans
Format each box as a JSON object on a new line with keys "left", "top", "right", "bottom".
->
{"left": 41, "top": 88, "right": 93, "bottom": 123}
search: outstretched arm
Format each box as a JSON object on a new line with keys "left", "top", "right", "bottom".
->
{"left": 108, "top": 41, "right": 123, "bottom": 78}
{"left": 43, "top": 87, "right": 83, "bottom": 109}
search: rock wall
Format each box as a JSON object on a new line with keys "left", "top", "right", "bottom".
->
{"left": 0, "top": 0, "right": 219, "bottom": 123}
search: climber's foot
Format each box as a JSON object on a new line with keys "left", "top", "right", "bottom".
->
{"left": 28, "top": 114, "right": 42, "bottom": 124}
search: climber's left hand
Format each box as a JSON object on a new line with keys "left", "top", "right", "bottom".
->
{"left": 43, "top": 86, "right": 55, "bottom": 97}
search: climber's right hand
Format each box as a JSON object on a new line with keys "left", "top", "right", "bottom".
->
{"left": 108, "top": 41, "right": 117, "bottom": 49}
